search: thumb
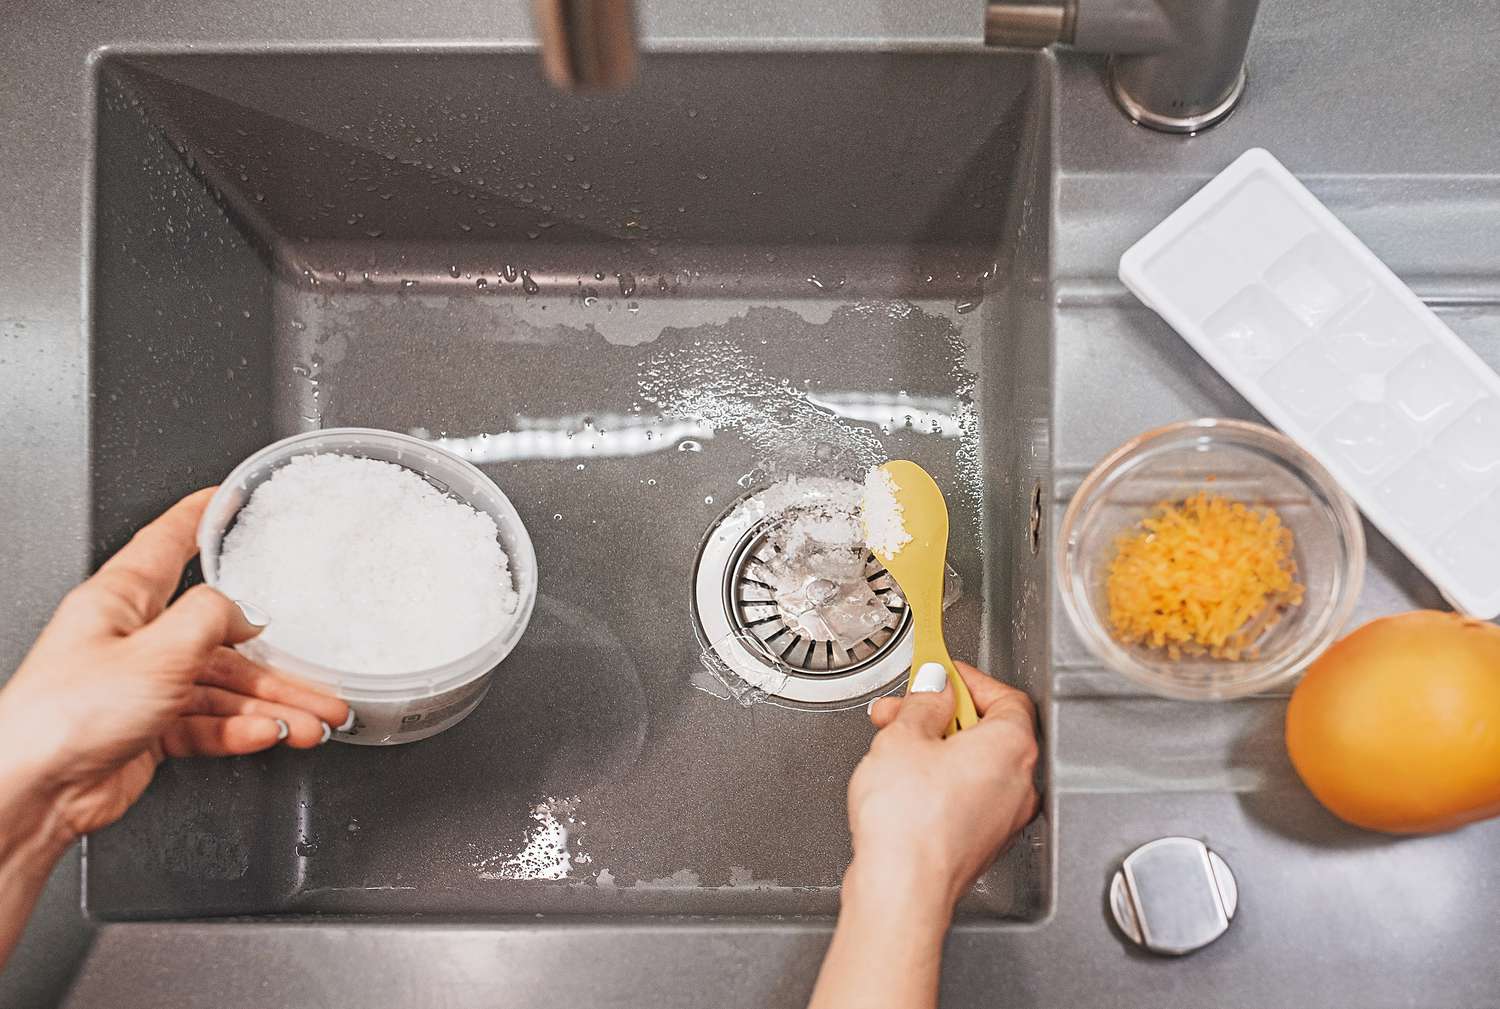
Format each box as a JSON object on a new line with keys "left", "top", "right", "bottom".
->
{"left": 133, "top": 585, "right": 269, "bottom": 659}
{"left": 894, "top": 662, "right": 956, "bottom": 737}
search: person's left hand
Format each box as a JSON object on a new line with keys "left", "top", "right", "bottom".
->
{"left": 0, "top": 487, "right": 351, "bottom": 841}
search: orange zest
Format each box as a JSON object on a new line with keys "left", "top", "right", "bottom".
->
{"left": 1106, "top": 491, "right": 1303, "bottom": 660}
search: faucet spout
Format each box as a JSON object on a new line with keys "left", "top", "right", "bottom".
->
{"left": 987, "top": 0, "right": 1261, "bottom": 133}
{"left": 532, "top": 0, "right": 638, "bottom": 93}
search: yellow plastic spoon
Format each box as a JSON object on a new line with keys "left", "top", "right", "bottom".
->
{"left": 865, "top": 460, "right": 979, "bottom": 736}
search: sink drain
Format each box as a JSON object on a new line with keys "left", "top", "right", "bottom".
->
{"left": 693, "top": 479, "right": 913, "bottom": 706}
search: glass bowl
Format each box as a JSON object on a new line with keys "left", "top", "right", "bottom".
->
{"left": 1057, "top": 419, "right": 1364, "bottom": 700}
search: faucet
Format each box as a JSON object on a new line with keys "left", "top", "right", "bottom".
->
{"left": 528, "top": 0, "right": 1258, "bottom": 133}
{"left": 531, "top": 0, "right": 638, "bottom": 93}
{"left": 985, "top": 0, "right": 1261, "bottom": 133}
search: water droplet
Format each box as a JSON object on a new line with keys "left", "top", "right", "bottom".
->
{"left": 704, "top": 495, "right": 715, "bottom": 505}
{"left": 575, "top": 463, "right": 585, "bottom": 471}
{"left": 563, "top": 153, "right": 576, "bottom": 163}
{"left": 448, "top": 265, "right": 461, "bottom": 278}
{"left": 521, "top": 270, "right": 540, "bottom": 294}
{"left": 678, "top": 440, "right": 702, "bottom": 453}
{"left": 736, "top": 473, "right": 754, "bottom": 488}
{"left": 646, "top": 478, "right": 657, "bottom": 486}
{"left": 687, "top": 108, "right": 699, "bottom": 118}
{"left": 553, "top": 513, "right": 563, "bottom": 521}
{"left": 694, "top": 172, "right": 708, "bottom": 181}
{"left": 955, "top": 299, "right": 977, "bottom": 314}
{"left": 399, "top": 279, "right": 418, "bottom": 289}
{"left": 475, "top": 277, "right": 488, "bottom": 289}
{"left": 502, "top": 264, "right": 519, "bottom": 283}
{"left": 335, "top": 269, "right": 347, "bottom": 282}
{"left": 580, "top": 181, "right": 592, "bottom": 191}
{"left": 451, "top": 164, "right": 463, "bottom": 174}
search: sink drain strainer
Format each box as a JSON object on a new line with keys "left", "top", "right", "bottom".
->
{"left": 693, "top": 479, "right": 913, "bottom": 706}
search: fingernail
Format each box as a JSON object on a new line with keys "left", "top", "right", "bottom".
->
{"left": 319, "top": 722, "right": 332, "bottom": 744}
{"left": 911, "top": 662, "right": 948, "bottom": 694}
{"left": 336, "top": 708, "right": 356, "bottom": 733}
{"left": 274, "top": 719, "right": 290, "bottom": 741}
{"left": 865, "top": 697, "right": 879, "bottom": 716}
{"left": 235, "top": 600, "right": 271, "bottom": 628}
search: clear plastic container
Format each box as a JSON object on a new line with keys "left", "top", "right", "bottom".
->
{"left": 1057, "top": 418, "right": 1365, "bottom": 700}
{"left": 197, "top": 428, "right": 538, "bottom": 744}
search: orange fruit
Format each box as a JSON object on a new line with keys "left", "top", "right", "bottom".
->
{"left": 1286, "top": 610, "right": 1500, "bottom": 834}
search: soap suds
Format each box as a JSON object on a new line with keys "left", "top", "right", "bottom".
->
{"left": 474, "top": 796, "right": 582, "bottom": 881}
{"left": 217, "top": 453, "right": 518, "bottom": 674}
{"left": 862, "top": 467, "right": 911, "bottom": 557}
{"left": 636, "top": 868, "right": 702, "bottom": 889}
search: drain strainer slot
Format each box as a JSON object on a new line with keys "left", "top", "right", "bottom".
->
{"left": 728, "top": 519, "right": 909, "bottom": 675}
{"left": 693, "top": 479, "right": 915, "bottom": 707}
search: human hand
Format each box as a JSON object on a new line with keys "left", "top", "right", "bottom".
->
{"left": 0, "top": 488, "right": 351, "bottom": 842}
{"left": 846, "top": 661, "right": 1039, "bottom": 916}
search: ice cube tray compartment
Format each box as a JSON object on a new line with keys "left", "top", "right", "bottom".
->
{"left": 1120, "top": 148, "right": 1500, "bottom": 619}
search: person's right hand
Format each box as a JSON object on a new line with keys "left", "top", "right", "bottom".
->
{"left": 846, "top": 661, "right": 1040, "bottom": 915}
{"left": 0, "top": 488, "right": 351, "bottom": 844}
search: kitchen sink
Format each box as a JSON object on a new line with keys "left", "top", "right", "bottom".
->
{"left": 85, "top": 50, "right": 1054, "bottom": 922}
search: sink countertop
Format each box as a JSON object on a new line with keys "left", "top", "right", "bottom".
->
{"left": 5, "top": 0, "right": 1500, "bottom": 1005}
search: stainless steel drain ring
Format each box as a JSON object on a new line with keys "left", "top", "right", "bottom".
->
{"left": 692, "top": 483, "right": 914, "bottom": 706}
{"left": 725, "top": 518, "right": 909, "bottom": 674}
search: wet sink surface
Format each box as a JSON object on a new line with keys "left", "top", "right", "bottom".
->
{"left": 86, "top": 51, "right": 1054, "bottom": 920}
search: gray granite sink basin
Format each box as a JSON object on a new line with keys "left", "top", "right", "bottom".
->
{"left": 85, "top": 50, "right": 1054, "bottom": 922}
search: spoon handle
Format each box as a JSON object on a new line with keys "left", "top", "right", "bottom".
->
{"left": 908, "top": 619, "right": 980, "bottom": 736}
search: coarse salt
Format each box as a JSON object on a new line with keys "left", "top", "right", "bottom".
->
{"left": 862, "top": 466, "right": 911, "bottom": 557}
{"left": 217, "top": 453, "right": 518, "bottom": 674}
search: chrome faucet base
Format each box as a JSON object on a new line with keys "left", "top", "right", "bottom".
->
{"left": 986, "top": 0, "right": 1260, "bottom": 135}
{"left": 1109, "top": 61, "right": 1246, "bottom": 134}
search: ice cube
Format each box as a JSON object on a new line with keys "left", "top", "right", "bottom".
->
{"left": 1376, "top": 455, "right": 1479, "bottom": 536}
{"left": 1431, "top": 398, "right": 1500, "bottom": 491}
{"left": 1204, "top": 285, "right": 1312, "bottom": 376}
{"left": 1318, "top": 403, "right": 1422, "bottom": 478}
{"left": 1324, "top": 290, "right": 1428, "bottom": 375}
{"left": 1143, "top": 229, "right": 1245, "bottom": 323}
{"left": 1200, "top": 176, "right": 1316, "bottom": 277}
{"left": 1386, "top": 345, "right": 1485, "bottom": 427}
{"left": 1433, "top": 493, "right": 1500, "bottom": 603}
{"left": 1259, "top": 343, "right": 1354, "bottom": 428}
{"left": 1265, "top": 234, "right": 1373, "bottom": 329}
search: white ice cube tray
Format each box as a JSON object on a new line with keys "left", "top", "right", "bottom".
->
{"left": 1120, "top": 148, "right": 1500, "bottom": 619}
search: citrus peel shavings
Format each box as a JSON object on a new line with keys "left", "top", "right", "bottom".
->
{"left": 1106, "top": 491, "right": 1304, "bottom": 660}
